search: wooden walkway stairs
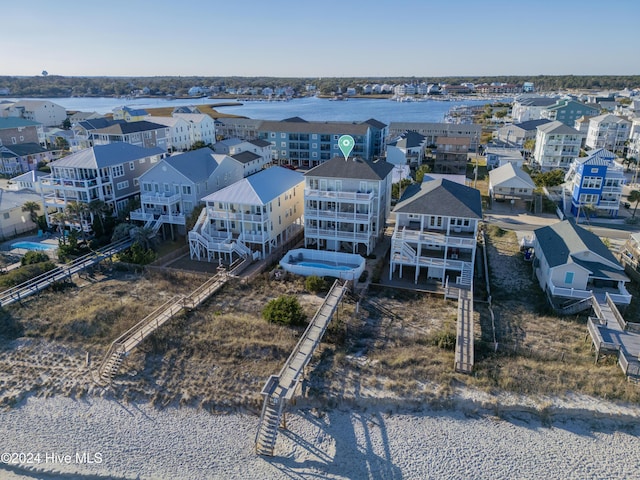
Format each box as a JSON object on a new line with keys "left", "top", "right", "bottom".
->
{"left": 96, "top": 268, "right": 228, "bottom": 385}
{"left": 255, "top": 279, "right": 349, "bottom": 456}
{"left": 0, "top": 238, "right": 132, "bottom": 308}
{"left": 454, "top": 287, "right": 474, "bottom": 374}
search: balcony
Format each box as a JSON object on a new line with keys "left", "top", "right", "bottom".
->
{"left": 304, "top": 227, "right": 370, "bottom": 241}
{"left": 130, "top": 210, "right": 154, "bottom": 222}
{"left": 394, "top": 227, "right": 476, "bottom": 248}
{"left": 240, "top": 231, "right": 269, "bottom": 243}
{"left": 41, "top": 175, "right": 98, "bottom": 189}
{"left": 141, "top": 192, "right": 181, "bottom": 206}
{"left": 305, "top": 188, "right": 374, "bottom": 203}
{"left": 205, "top": 208, "right": 265, "bottom": 222}
{"left": 305, "top": 208, "right": 372, "bottom": 222}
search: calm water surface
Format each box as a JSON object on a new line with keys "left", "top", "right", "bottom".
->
{"left": 15, "top": 96, "right": 492, "bottom": 124}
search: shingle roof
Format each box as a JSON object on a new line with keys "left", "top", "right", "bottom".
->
{"left": 514, "top": 119, "right": 552, "bottom": 131}
{"left": 50, "top": 143, "right": 164, "bottom": 169}
{"left": 0, "top": 143, "right": 48, "bottom": 156}
{"left": 388, "top": 131, "right": 426, "bottom": 149}
{"left": 517, "top": 97, "right": 558, "bottom": 107}
{"left": 77, "top": 118, "right": 123, "bottom": 131}
{"left": 534, "top": 220, "right": 622, "bottom": 269}
{"left": 232, "top": 151, "right": 261, "bottom": 164}
{"left": 305, "top": 156, "right": 394, "bottom": 181}
{"left": 362, "top": 118, "right": 387, "bottom": 129}
{"left": 488, "top": 162, "right": 534, "bottom": 188}
{"left": 91, "top": 120, "right": 168, "bottom": 135}
{"left": 202, "top": 166, "right": 304, "bottom": 205}
{"left": 163, "top": 147, "right": 219, "bottom": 183}
{"left": 537, "top": 121, "right": 580, "bottom": 135}
{"left": 0, "top": 117, "right": 42, "bottom": 129}
{"left": 0, "top": 189, "right": 43, "bottom": 212}
{"left": 258, "top": 120, "right": 371, "bottom": 135}
{"left": 394, "top": 178, "right": 483, "bottom": 218}
{"left": 248, "top": 139, "right": 272, "bottom": 148}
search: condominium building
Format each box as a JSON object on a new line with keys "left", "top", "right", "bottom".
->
{"left": 257, "top": 118, "right": 387, "bottom": 168}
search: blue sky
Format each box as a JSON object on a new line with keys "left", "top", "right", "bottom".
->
{"left": 3, "top": 0, "right": 639, "bottom": 77}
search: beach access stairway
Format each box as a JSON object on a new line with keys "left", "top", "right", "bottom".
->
{"left": 0, "top": 238, "right": 132, "bottom": 308}
{"left": 454, "top": 287, "right": 474, "bottom": 374}
{"left": 587, "top": 293, "right": 640, "bottom": 382}
{"left": 96, "top": 269, "right": 228, "bottom": 385}
{"left": 255, "top": 279, "right": 348, "bottom": 456}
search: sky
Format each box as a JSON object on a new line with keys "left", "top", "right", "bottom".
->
{"left": 3, "top": 0, "right": 640, "bottom": 77}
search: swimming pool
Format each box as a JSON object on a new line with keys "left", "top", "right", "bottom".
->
{"left": 280, "top": 248, "right": 365, "bottom": 281}
{"left": 297, "top": 262, "right": 354, "bottom": 271}
{"left": 11, "top": 241, "right": 57, "bottom": 251}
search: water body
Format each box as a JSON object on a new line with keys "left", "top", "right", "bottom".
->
{"left": 12, "top": 96, "right": 492, "bottom": 124}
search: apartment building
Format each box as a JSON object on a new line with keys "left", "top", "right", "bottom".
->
{"left": 532, "top": 121, "right": 583, "bottom": 171}
{"left": 387, "top": 122, "right": 481, "bottom": 151}
{"left": 585, "top": 114, "right": 631, "bottom": 153}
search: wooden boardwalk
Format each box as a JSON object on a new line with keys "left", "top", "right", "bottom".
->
{"left": 454, "top": 287, "right": 474, "bottom": 374}
{"left": 588, "top": 293, "right": 640, "bottom": 381}
{"left": 0, "top": 238, "right": 132, "bottom": 308}
{"left": 255, "top": 280, "right": 348, "bottom": 456}
{"left": 96, "top": 269, "right": 228, "bottom": 384}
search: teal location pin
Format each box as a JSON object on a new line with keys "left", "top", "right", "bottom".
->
{"left": 338, "top": 135, "right": 355, "bottom": 161}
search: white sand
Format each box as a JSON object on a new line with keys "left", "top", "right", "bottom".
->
{"left": 2, "top": 395, "right": 640, "bottom": 479}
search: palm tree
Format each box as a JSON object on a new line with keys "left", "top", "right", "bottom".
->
{"left": 21, "top": 201, "right": 41, "bottom": 224}
{"left": 65, "top": 201, "right": 89, "bottom": 241}
{"left": 131, "top": 225, "right": 156, "bottom": 250}
{"left": 629, "top": 190, "right": 640, "bottom": 219}
{"left": 49, "top": 211, "right": 69, "bottom": 234}
{"left": 88, "top": 199, "right": 110, "bottom": 235}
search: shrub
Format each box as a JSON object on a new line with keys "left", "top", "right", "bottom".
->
{"left": 262, "top": 295, "right": 306, "bottom": 326}
{"left": 21, "top": 251, "right": 50, "bottom": 266}
{"left": 0, "top": 262, "right": 56, "bottom": 289}
{"left": 430, "top": 330, "right": 456, "bottom": 351}
{"left": 117, "top": 242, "right": 156, "bottom": 265}
{"left": 305, "top": 275, "right": 326, "bottom": 294}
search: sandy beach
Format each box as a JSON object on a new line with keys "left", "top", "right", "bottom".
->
{"left": 2, "top": 394, "right": 640, "bottom": 480}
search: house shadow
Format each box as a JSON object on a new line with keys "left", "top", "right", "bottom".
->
{"left": 266, "top": 408, "right": 403, "bottom": 480}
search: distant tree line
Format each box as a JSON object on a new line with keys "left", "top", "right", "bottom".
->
{"left": 0, "top": 75, "right": 638, "bottom": 98}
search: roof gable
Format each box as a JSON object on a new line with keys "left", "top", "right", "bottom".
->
{"left": 164, "top": 148, "right": 219, "bottom": 183}
{"left": 202, "top": 166, "right": 303, "bottom": 205}
{"left": 534, "top": 220, "right": 622, "bottom": 269}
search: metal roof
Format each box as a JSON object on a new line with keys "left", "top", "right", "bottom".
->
{"left": 305, "top": 156, "right": 394, "bottom": 181}
{"left": 202, "top": 166, "right": 304, "bottom": 205}
{"left": 50, "top": 143, "right": 164, "bottom": 169}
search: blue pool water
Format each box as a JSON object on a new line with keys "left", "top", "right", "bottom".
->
{"left": 297, "top": 261, "right": 353, "bottom": 271}
{"left": 11, "top": 241, "right": 57, "bottom": 251}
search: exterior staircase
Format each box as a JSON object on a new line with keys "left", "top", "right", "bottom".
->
{"left": 96, "top": 270, "right": 228, "bottom": 385}
{"left": 255, "top": 280, "right": 349, "bottom": 456}
{"left": 457, "top": 263, "right": 473, "bottom": 287}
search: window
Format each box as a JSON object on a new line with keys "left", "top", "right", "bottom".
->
{"left": 134, "top": 178, "right": 139, "bottom": 187}
{"left": 182, "top": 185, "right": 192, "bottom": 195}
{"left": 281, "top": 142, "right": 286, "bottom": 147}
{"left": 116, "top": 180, "right": 129, "bottom": 190}
{"left": 564, "top": 271, "right": 574, "bottom": 284}
{"left": 143, "top": 182, "right": 152, "bottom": 192}
{"left": 3, "top": 212, "right": 9, "bottom": 219}
{"left": 112, "top": 165, "right": 125, "bottom": 177}
{"left": 582, "top": 176, "right": 602, "bottom": 189}
{"left": 129, "top": 161, "right": 135, "bottom": 171}
{"left": 579, "top": 193, "right": 599, "bottom": 204}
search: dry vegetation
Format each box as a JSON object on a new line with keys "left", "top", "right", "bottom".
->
{"left": 1, "top": 228, "right": 639, "bottom": 413}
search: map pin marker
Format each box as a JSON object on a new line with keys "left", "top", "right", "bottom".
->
{"left": 338, "top": 135, "right": 355, "bottom": 161}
